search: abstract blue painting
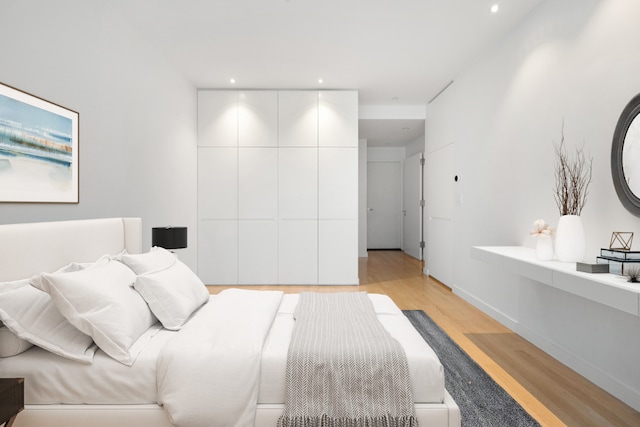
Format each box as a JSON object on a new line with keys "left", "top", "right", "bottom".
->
{"left": 0, "top": 83, "right": 79, "bottom": 203}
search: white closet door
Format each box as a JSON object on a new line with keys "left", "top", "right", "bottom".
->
{"left": 318, "top": 90, "right": 358, "bottom": 147}
{"left": 198, "top": 145, "right": 238, "bottom": 284}
{"left": 278, "top": 147, "right": 318, "bottom": 284}
{"left": 279, "top": 147, "right": 318, "bottom": 219}
{"left": 198, "top": 147, "right": 237, "bottom": 219}
{"left": 318, "top": 147, "right": 358, "bottom": 219}
{"left": 198, "top": 91, "right": 237, "bottom": 147}
{"left": 238, "top": 91, "right": 278, "bottom": 147}
{"left": 279, "top": 91, "right": 318, "bottom": 147}
{"left": 279, "top": 220, "right": 318, "bottom": 284}
{"left": 318, "top": 220, "right": 358, "bottom": 284}
{"left": 198, "top": 220, "right": 238, "bottom": 285}
{"left": 238, "top": 147, "right": 278, "bottom": 219}
{"left": 238, "top": 220, "right": 278, "bottom": 284}
{"left": 238, "top": 146, "right": 278, "bottom": 284}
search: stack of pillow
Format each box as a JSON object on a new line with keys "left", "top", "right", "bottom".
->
{"left": 0, "top": 247, "right": 210, "bottom": 366}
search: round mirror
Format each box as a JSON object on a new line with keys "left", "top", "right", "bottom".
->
{"left": 612, "top": 93, "right": 640, "bottom": 217}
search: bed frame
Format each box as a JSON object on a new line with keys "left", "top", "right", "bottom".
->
{"left": 2, "top": 217, "right": 460, "bottom": 427}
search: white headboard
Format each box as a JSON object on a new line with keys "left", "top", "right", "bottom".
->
{"left": 0, "top": 217, "right": 142, "bottom": 282}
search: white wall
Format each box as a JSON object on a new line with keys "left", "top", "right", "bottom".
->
{"left": 428, "top": 0, "right": 640, "bottom": 290}
{"left": 0, "top": 1, "right": 198, "bottom": 268}
{"left": 405, "top": 135, "right": 425, "bottom": 158}
{"left": 368, "top": 147, "right": 406, "bottom": 162}
{"left": 426, "top": 0, "right": 640, "bottom": 409}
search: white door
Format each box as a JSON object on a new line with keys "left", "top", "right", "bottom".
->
{"left": 403, "top": 152, "right": 423, "bottom": 260}
{"left": 426, "top": 143, "right": 454, "bottom": 285}
{"left": 367, "top": 161, "right": 402, "bottom": 250}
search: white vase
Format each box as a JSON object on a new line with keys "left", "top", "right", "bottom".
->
{"left": 535, "top": 234, "right": 554, "bottom": 261}
{"left": 555, "top": 215, "right": 586, "bottom": 262}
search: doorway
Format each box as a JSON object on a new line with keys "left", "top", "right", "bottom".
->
{"left": 367, "top": 161, "right": 402, "bottom": 250}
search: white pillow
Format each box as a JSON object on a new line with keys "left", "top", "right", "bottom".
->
{"left": 134, "top": 260, "right": 209, "bottom": 330}
{"left": 41, "top": 260, "right": 157, "bottom": 366}
{"left": 116, "top": 247, "right": 177, "bottom": 275}
{"left": 0, "top": 322, "right": 33, "bottom": 357}
{"left": 0, "top": 279, "right": 97, "bottom": 363}
{"left": 30, "top": 255, "right": 109, "bottom": 291}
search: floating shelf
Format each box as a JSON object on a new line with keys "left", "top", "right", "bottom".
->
{"left": 471, "top": 246, "right": 640, "bottom": 317}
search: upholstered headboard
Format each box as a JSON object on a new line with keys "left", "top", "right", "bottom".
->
{"left": 0, "top": 217, "right": 142, "bottom": 282}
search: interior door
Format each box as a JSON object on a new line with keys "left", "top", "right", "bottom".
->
{"left": 403, "top": 152, "right": 423, "bottom": 260}
{"left": 426, "top": 143, "right": 454, "bottom": 285}
{"left": 367, "top": 161, "right": 402, "bottom": 250}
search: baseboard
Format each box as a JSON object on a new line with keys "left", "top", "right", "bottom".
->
{"left": 367, "top": 248, "right": 401, "bottom": 251}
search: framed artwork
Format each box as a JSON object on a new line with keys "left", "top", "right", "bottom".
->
{"left": 0, "top": 82, "right": 79, "bottom": 203}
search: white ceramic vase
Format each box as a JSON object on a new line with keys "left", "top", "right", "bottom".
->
{"left": 535, "top": 234, "right": 554, "bottom": 261}
{"left": 554, "top": 215, "right": 586, "bottom": 262}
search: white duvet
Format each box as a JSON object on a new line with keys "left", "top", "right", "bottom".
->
{"left": 0, "top": 290, "right": 445, "bottom": 427}
{"left": 157, "top": 288, "right": 284, "bottom": 427}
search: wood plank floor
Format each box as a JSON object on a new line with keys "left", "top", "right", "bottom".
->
{"left": 207, "top": 250, "right": 640, "bottom": 427}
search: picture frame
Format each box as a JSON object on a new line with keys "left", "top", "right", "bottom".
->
{"left": 0, "top": 82, "right": 79, "bottom": 203}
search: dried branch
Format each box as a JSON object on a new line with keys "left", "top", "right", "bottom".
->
{"left": 553, "top": 123, "right": 593, "bottom": 216}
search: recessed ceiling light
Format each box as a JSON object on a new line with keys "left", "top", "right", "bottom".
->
{"left": 318, "top": 78, "right": 324, "bottom": 84}
{"left": 490, "top": 4, "right": 499, "bottom": 14}
{"left": 230, "top": 78, "right": 236, "bottom": 84}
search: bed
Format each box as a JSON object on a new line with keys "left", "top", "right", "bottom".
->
{"left": 0, "top": 217, "right": 460, "bottom": 427}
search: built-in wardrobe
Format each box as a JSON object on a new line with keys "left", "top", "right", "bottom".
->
{"left": 197, "top": 90, "right": 358, "bottom": 285}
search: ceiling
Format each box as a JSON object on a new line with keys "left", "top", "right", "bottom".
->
{"left": 112, "top": 0, "right": 543, "bottom": 147}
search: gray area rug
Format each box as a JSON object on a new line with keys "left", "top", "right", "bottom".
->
{"left": 403, "top": 310, "right": 541, "bottom": 427}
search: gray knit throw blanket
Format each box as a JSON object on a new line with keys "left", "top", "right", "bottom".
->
{"left": 277, "top": 292, "right": 418, "bottom": 427}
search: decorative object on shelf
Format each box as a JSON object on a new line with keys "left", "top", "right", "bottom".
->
{"left": 576, "top": 262, "right": 609, "bottom": 273}
{"left": 530, "top": 219, "right": 554, "bottom": 260}
{"left": 625, "top": 264, "right": 640, "bottom": 283}
{"left": 600, "top": 247, "right": 640, "bottom": 261}
{"left": 597, "top": 246, "right": 640, "bottom": 276}
{"left": 152, "top": 226, "right": 188, "bottom": 250}
{"left": 553, "top": 123, "right": 592, "bottom": 262}
{"left": 596, "top": 257, "right": 640, "bottom": 275}
{"left": 609, "top": 231, "right": 633, "bottom": 250}
{"left": 0, "top": 82, "right": 79, "bottom": 203}
{"left": 555, "top": 215, "right": 586, "bottom": 262}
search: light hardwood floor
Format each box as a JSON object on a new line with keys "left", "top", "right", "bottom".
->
{"left": 207, "top": 250, "right": 640, "bottom": 427}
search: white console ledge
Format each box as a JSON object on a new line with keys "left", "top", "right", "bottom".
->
{"left": 471, "top": 246, "right": 640, "bottom": 317}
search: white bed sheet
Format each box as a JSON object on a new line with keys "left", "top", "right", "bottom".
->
{"left": 1, "top": 293, "right": 444, "bottom": 406}
{"left": 0, "top": 324, "right": 172, "bottom": 404}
